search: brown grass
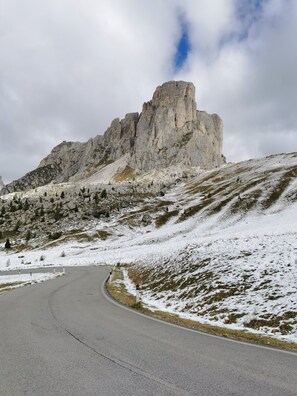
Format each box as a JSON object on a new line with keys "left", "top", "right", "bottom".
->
{"left": 261, "top": 167, "right": 297, "bottom": 209}
{"left": 106, "top": 268, "right": 297, "bottom": 352}
{"left": 0, "top": 281, "right": 22, "bottom": 289}
{"left": 106, "top": 267, "right": 139, "bottom": 307}
{"left": 0, "top": 282, "right": 23, "bottom": 291}
{"left": 177, "top": 198, "right": 213, "bottom": 222}
{"left": 113, "top": 166, "right": 136, "bottom": 182}
{"left": 155, "top": 209, "right": 179, "bottom": 228}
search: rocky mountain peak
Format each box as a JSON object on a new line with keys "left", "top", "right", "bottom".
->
{"left": 132, "top": 81, "right": 223, "bottom": 171}
{"left": 1, "top": 81, "right": 225, "bottom": 194}
{"left": 152, "top": 81, "right": 195, "bottom": 106}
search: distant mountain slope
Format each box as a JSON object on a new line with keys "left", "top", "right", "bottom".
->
{"left": 1, "top": 152, "right": 297, "bottom": 342}
{"left": 1, "top": 81, "right": 224, "bottom": 195}
{"left": 0, "top": 152, "right": 296, "bottom": 249}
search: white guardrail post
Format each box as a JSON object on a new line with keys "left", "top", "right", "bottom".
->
{"left": 136, "top": 284, "right": 140, "bottom": 303}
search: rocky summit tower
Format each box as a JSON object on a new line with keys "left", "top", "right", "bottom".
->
{"left": 130, "top": 81, "right": 224, "bottom": 171}
{"left": 1, "top": 81, "right": 225, "bottom": 194}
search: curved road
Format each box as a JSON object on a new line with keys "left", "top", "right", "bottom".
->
{"left": 0, "top": 266, "right": 296, "bottom": 395}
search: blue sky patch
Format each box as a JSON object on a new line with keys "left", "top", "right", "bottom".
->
{"left": 174, "top": 23, "right": 190, "bottom": 70}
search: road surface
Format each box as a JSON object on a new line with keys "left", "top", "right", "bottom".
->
{"left": 0, "top": 266, "right": 296, "bottom": 395}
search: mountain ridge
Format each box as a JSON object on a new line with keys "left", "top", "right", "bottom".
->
{"left": 1, "top": 81, "right": 224, "bottom": 195}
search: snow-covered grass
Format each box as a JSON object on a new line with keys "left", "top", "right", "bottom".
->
{"left": 0, "top": 271, "right": 64, "bottom": 292}
{"left": 1, "top": 153, "right": 297, "bottom": 343}
{"left": 124, "top": 229, "right": 297, "bottom": 343}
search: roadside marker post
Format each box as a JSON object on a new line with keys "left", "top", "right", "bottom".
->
{"left": 136, "top": 284, "right": 140, "bottom": 303}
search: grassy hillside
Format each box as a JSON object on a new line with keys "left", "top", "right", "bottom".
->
{"left": 1, "top": 152, "right": 297, "bottom": 343}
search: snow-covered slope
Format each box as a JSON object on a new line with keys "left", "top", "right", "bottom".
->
{"left": 1, "top": 152, "right": 297, "bottom": 342}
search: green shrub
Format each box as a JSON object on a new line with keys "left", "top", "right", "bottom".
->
{"left": 48, "top": 232, "right": 62, "bottom": 240}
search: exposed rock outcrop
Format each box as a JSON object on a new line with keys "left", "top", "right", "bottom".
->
{"left": 131, "top": 81, "right": 223, "bottom": 171}
{"left": 0, "top": 164, "right": 62, "bottom": 195}
{"left": 0, "top": 177, "right": 4, "bottom": 190}
{"left": 1, "top": 81, "right": 225, "bottom": 194}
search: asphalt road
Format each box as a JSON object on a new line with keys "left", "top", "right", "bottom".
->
{"left": 0, "top": 266, "right": 296, "bottom": 396}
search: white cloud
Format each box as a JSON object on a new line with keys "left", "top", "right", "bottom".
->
{"left": 179, "top": 0, "right": 237, "bottom": 54}
{"left": 178, "top": 0, "right": 297, "bottom": 162}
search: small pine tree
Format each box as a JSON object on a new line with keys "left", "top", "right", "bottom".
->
{"left": 25, "top": 230, "right": 32, "bottom": 242}
{"left": 54, "top": 207, "right": 63, "bottom": 222}
{"left": 94, "top": 192, "right": 99, "bottom": 204}
{"left": 9, "top": 201, "right": 17, "bottom": 212}
{"left": 60, "top": 191, "right": 65, "bottom": 199}
{"left": 5, "top": 238, "right": 11, "bottom": 249}
{"left": 23, "top": 200, "right": 30, "bottom": 211}
{"left": 14, "top": 220, "right": 21, "bottom": 232}
{"left": 101, "top": 189, "right": 107, "bottom": 199}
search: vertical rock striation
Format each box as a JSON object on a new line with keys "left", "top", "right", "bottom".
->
{"left": 132, "top": 81, "right": 223, "bottom": 170}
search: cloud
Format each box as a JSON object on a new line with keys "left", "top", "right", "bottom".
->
{"left": 177, "top": 0, "right": 297, "bottom": 162}
{"left": 0, "top": 0, "right": 180, "bottom": 182}
{"left": 1, "top": 0, "right": 297, "bottom": 183}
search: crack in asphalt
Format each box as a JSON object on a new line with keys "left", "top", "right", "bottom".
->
{"left": 63, "top": 327, "right": 192, "bottom": 395}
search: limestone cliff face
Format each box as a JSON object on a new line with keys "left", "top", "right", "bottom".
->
{"left": 1, "top": 81, "right": 225, "bottom": 194}
{"left": 132, "top": 81, "right": 223, "bottom": 170}
{"left": 37, "top": 136, "right": 106, "bottom": 183}
{"left": 0, "top": 164, "right": 62, "bottom": 194}
{"left": 0, "top": 176, "right": 4, "bottom": 191}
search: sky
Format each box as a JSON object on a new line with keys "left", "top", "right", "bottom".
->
{"left": 1, "top": 0, "right": 297, "bottom": 184}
